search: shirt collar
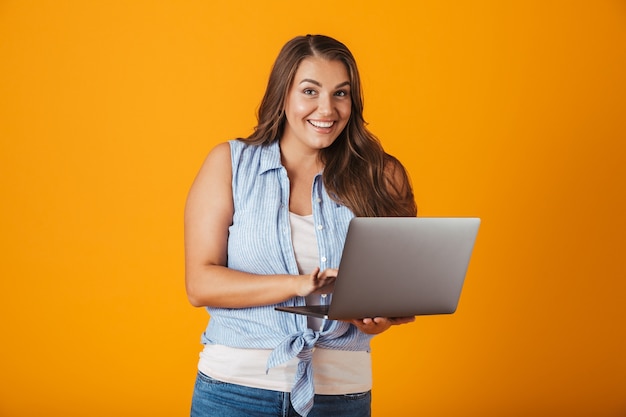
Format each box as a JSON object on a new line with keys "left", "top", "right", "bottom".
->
{"left": 257, "top": 140, "right": 325, "bottom": 179}
{"left": 259, "top": 140, "right": 283, "bottom": 174}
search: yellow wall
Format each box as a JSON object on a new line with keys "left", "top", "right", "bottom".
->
{"left": 1, "top": 1, "right": 625, "bottom": 416}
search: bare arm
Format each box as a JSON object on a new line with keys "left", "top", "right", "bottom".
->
{"left": 184, "top": 142, "right": 335, "bottom": 308}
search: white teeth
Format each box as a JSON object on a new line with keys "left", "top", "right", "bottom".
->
{"left": 309, "top": 120, "right": 334, "bottom": 128}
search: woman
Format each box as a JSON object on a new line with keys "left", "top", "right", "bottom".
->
{"left": 185, "top": 34, "right": 417, "bottom": 417}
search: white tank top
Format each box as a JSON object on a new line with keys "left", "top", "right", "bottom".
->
{"left": 289, "top": 211, "right": 326, "bottom": 331}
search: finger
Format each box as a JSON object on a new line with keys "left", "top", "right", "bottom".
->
{"left": 390, "top": 316, "right": 416, "bottom": 324}
{"left": 318, "top": 268, "right": 338, "bottom": 280}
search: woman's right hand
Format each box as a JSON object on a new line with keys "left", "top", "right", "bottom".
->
{"left": 294, "top": 267, "right": 337, "bottom": 297}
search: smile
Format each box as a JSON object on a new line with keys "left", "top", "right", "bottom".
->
{"left": 308, "top": 120, "right": 334, "bottom": 128}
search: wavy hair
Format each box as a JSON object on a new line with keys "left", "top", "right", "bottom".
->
{"left": 244, "top": 34, "right": 416, "bottom": 217}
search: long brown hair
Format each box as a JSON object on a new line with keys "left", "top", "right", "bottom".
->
{"left": 244, "top": 34, "right": 416, "bottom": 217}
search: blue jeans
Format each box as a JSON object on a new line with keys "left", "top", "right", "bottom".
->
{"left": 191, "top": 371, "right": 371, "bottom": 417}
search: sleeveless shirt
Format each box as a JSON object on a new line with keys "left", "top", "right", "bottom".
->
{"left": 199, "top": 139, "right": 373, "bottom": 416}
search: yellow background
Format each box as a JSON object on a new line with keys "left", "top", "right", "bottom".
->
{"left": 1, "top": 1, "right": 625, "bottom": 416}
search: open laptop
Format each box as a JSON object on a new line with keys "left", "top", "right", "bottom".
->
{"left": 275, "top": 217, "right": 480, "bottom": 320}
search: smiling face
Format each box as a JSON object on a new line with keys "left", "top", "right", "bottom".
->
{"left": 281, "top": 57, "right": 352, "bottom": 154}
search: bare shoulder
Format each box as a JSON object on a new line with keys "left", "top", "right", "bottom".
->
{"left": 186, "top": 142, "right": 233, "bottom": 212}
{"left": 209, "top": 141, "right": 232, "bottom": 159}
{"left": 190, "top": 142, "right": 232, "bottom": 185}
{"left": 202, "top": 141, "right": 232, "bottom": 172}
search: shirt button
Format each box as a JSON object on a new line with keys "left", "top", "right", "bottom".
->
{"left": 321, "top": 256, "right": 327, "bottom": 263}
{"left": 317, "top": 224, "right": 323, "bottom": 230}
{"left": 316, "top": 198, "right": 322, "bottom": 203}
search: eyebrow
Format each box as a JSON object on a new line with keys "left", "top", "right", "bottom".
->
{"left": 299, "top": 79, "right": 351, "bottom": 89}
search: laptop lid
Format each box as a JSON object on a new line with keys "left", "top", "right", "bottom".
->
{"left": 276, "top": 217, "right": 480, "bottom": 320}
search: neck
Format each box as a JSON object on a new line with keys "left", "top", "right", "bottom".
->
{"left": 279, "top": 140, "right": 323, "bottom": 174}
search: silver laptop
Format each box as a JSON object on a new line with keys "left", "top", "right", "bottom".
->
{"left": 275, "top": 217, "right": 480, "bottom": 320}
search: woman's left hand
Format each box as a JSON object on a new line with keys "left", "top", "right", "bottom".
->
{"left": 347, "top": 316, "right": 416, "bottom": 335}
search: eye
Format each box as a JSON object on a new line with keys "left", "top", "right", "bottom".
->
{"left": 334, "top": 90, "right": 349, "bottom": 97}
{"left": 303, "top": 88, "right": 317, "bottom": 95}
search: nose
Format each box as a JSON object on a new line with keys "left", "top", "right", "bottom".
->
{"left": 317, "top": 93, "right": 333, "bottom": 116}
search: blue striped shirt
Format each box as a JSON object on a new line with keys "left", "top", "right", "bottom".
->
{"left": 200, "top": 139, "right": 373, "bottom": 416}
